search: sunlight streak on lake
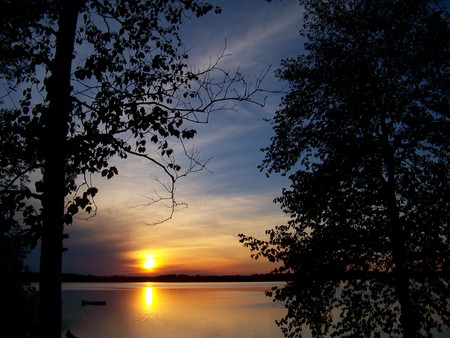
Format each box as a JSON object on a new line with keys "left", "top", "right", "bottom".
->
{"left": 61, "top": 282, "right": 286, "bottom": 338}
{"left": 143, "top": 286, "right": 154, "bottom": 309}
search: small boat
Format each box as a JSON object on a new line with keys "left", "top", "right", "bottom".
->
{"left": 81, "top": 300, "right": 107, "bottom": 306}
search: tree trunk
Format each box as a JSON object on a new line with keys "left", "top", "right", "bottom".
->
{"left": 381, "top": 126, "right": 418, "bottom": 338}
{"left": 39, "top": 2, "right": 80, "bottom": 337}
{"left": 386, "top": 182, "right": 418, "bottom": 338}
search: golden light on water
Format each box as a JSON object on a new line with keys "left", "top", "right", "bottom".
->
{"left": 144, "top": 286, "right": 154, "bottom": 308}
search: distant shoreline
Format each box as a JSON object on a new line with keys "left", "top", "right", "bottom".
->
{"left": 23, "top": 272, "right": 292, "bottom": 283}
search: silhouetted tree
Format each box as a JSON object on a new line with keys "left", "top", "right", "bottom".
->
{"left": 0, "top": 108, "right": 39, "bottom": 337}
{"left": 240, "top": 0, "right": 449, "bottom": 337}
{"left": 0, "top": 224, "right": 39, "bottom": 338}
{"left": 1, "top": 0, "right": 266, "bottom": 337}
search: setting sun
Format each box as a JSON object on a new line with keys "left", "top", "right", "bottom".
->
{"left": 143, "top": 254, "right": 157, "bottom": 270}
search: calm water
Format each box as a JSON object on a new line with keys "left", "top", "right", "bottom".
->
{"left": 61, "top": 282, "right": 287, "bottom": 338}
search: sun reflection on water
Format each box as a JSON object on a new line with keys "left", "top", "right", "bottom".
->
{"left": 143, "top": 286, "right": 154, "bottom": 309}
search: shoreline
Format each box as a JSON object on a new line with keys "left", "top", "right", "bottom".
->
{"left": 23, "top": 272, "right": 292, "bottom": 283}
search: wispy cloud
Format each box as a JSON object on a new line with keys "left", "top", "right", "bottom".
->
{"left": 60, "top": 179, "right": 288, "bottom": 276}
{"left": 184, "top": 0, "right": 301, "bottom": 70}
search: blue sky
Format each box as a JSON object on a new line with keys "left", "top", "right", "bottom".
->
{"left": 26, "top": 0, "right": 305, "bottom": 276}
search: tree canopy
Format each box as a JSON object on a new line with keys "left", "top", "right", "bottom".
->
{"left": 240, "top": 0, "right": 449, "bottom": 337}
{"left": 1, "top": 0, "right": 266, "bottom": 336}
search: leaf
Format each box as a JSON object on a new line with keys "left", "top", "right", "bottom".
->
{"left": 64, "top": 214, "right": 73, "bottom": 225}
{"left": 182, "top": 129, "right": 197, "bottom": 139}
{"left": 67, "top": 203, "right": 78, "bottom": 215}
{"left": 87, "top": 187, "right": 98, "bottom": 197}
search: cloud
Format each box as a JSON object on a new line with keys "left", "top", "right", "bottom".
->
{"left": 225, "top": 4, "right": 301, "bottom": 67}
{"left": 58, "top": 178, "right": 289, "bottom": 276}
{"left": 184, "top": 0, "right": 302, "bottom": 72}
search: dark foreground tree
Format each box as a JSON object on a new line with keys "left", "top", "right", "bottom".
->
{"left": 0, "top": 108, "right": 40, "bottom": 337}
{"left": 0, "top": 155, "right": 39, "bottom": 338}
{"left": 0, "top": 231, "right": 39, "bottom": 337}
{"left": 1, "top": 0, "right": 266, "bottom": 337}
{"left": 240, "top": 0, "right": 449, "bottom": 337}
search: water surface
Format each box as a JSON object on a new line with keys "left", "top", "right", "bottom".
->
{"left": 62, "top": 282, "right": 286, "bottom": 338}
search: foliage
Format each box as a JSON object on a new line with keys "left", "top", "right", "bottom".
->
{"left": 0, "top": 108, "right": 42, "bottom": 242}
{"left": 0, "top": 107, "right": 40, "bottom": 336}
{"left": 0, "top": 232, "right": 39, "bottom": 338}
{"left": 1, "top": 0, "right": 266, "bottom": 336}
{"left": 1, "top": 0, "right": 265, "bottom": 228}
{"left": 0, "top": 175, "right": 39, "bottom": 338}
{"left": 240, "top": 0, "right": 449, "bottom": 337}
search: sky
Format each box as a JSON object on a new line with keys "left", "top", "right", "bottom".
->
{"left": 26, "top": 0, "right": 305, "bottom": 276}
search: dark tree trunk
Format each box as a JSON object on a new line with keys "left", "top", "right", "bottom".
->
{"left": 39, "top": 2, "right": 80, "bottom": 337}
{"left": 386, "top": 181, "right": 418, "bottom": 338}
{"left": 381, "top": 125, "right": 418, "bottom": 338}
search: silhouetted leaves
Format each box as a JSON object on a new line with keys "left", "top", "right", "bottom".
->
{"left": 1, "top": 0, "right": 263, "bottom": 230}
{"left": 240, "top": 0, "right": 449, "bottom": 337}
{"left": 2, "top": 0, "right": 267, "bottom": 335}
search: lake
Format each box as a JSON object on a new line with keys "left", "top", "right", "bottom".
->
{"left": 61, "top": 282, "right": 287, "bottom": 338}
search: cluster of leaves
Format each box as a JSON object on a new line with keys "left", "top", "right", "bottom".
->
{"left": 240, "top": 0, "right": 449, "bottom": 337}
{"left": 0, "top": 108, "right": 40, "bottom": 336}
{"left": 1, "top": 0, "right": 266, "bottom": 236}
{"left": 0, "top": 0, "right": 58, "bottom": 83}
{"left": 66, "top": 0, "right": 226, "bottom": 220}
{"left": 0, "top": 108, "right": 42, "bottom": 246}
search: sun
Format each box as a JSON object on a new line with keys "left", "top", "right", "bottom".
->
{"left": 142, "top": 254, "right": 157, "bottom": 270}
{"left": 143, "top": 258, "right": 156, "bottom": 269}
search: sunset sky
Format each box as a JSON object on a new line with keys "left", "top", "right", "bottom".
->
{"left": 26, "top": 0, "right": 305, "bottom": 276}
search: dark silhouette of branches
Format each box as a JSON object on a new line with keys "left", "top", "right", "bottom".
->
{"left": 240, "top": 0, "right": 450, "bottom": 337}
{"left": 0, "top": 1, "right": 268, "bottom": 336}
